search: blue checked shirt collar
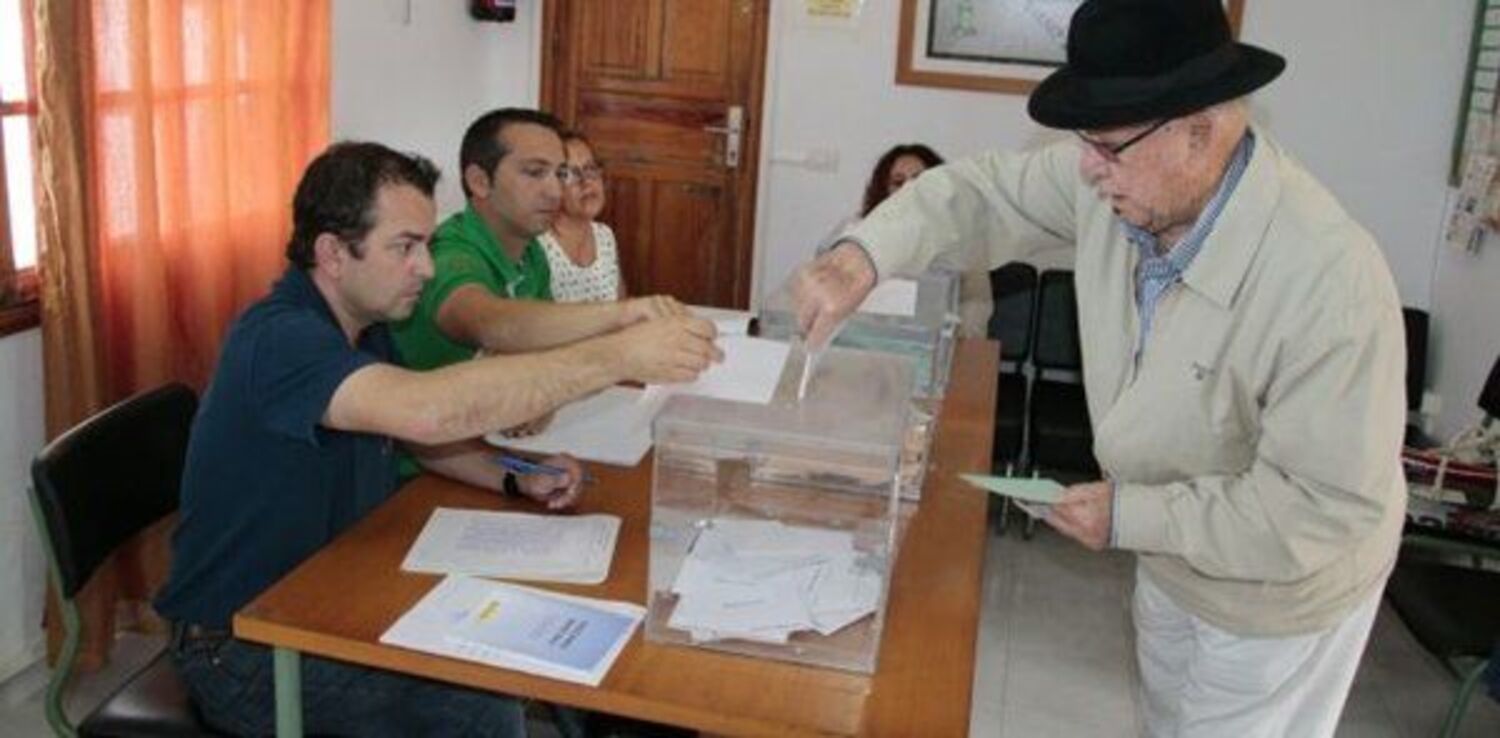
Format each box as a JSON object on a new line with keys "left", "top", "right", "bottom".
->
{"left": 1121, "top": 132, "right": 1255, "bottom": 358}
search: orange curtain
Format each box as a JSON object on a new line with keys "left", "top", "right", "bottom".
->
{"left": 33, "top": 0, "right": 329, "bottom": 669}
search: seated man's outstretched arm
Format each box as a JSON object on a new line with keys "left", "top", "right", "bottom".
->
{"left": 326, "top": 313, "right": 719, "bottom": 445}
{"left": 436, "top": 284, "right": 684, "bottom": 353}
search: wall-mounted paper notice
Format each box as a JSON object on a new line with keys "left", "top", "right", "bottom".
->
{"left": 1446, "top": 153, "right": 1499, "bottom": 253}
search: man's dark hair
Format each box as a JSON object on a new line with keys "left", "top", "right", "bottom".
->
{"left": 285, "top": 141, "right": 440, "bottom": 269}
{"left": 862, "top": 143, "right": 945, "bottom": 217}
{"left": 458, "top": 108, "right": 565, "bottom": 198}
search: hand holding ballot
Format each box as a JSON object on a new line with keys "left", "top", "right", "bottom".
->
{"left": 961, "top": 474, "right": 1113, "bottom": 550}
{"left": 1046, "top": 480, "right": 1114, "bottom": 552}
{"left": 791, "top": 242, "right": 878, "bottom": 350}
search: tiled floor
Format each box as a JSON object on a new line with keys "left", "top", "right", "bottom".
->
{"left": 3, "top": 523, "right": 1497, "bottom": 737}
{"left": 969, "top": 514, "right": 1500, "bottom": 737}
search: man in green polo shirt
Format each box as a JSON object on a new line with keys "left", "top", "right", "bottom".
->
{"left": 394, "top": 108, "right": 682, "bottom": 371}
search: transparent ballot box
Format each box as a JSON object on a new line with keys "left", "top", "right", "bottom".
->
{"left": 647, "top": 346, "right": 914, "bottom": 673}
{"left": 759, "top": 268, "right": 960, "bottom": 399}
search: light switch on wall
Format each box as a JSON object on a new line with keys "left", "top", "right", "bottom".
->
{"left": 771, "top": 148, "right": 840, "bottom": 172}
{"left": 805, "top": 148, "right": 839, "bottom": 172}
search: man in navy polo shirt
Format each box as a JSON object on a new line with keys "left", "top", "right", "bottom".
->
{"left": 155, "top": 142, "right": 719, "bottom": 736}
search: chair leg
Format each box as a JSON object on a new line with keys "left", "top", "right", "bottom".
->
{"left": 1440, "top": 658, "right": 1490, "bottom": 738}
{"left": 45, "top": 605, "right": 82, "bottom": 738}
{"left": 29, "top": 487, "right": 81, "bottom": 738}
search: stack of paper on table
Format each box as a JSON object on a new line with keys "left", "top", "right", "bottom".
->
{"left": 666, "top": 518, "right": 882, "bottom": 644}
{"left": 489, "top": 336, "right": 791, "bottom": 465}
{"left": 401, "top": 508, "right": 621, "bottom": 584}
{"left": 486, "top": 386, "right": 665, "bottom": 466}
{"left": 381, "top": 575, "right": 644, "bottom": 687}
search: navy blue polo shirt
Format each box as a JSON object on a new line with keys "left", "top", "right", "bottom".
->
{"left": 155, "top": 268, "right": 401, "bottom": 628}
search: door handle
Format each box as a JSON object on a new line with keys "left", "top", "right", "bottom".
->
{"left": 702, "top": 105, "right": 744, "bottom": 169}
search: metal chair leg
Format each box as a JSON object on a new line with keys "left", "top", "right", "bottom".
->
{"left": 1440, "top": 658, "right": 1490, "bottom": 738}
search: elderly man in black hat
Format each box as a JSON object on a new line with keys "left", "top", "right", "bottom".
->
{"left": 794, "top": 0, "right": 1406, "bottom": 735}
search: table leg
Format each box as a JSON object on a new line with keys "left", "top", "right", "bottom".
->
{"left": 273, "top": 647, "right": 303, "bottom": 737}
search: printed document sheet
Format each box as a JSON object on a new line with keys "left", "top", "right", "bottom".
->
{"left": 401, "top": 508, "right": 620, "bottom": 584}
{"left": 381, "top": 575, "right": 643, "bottom": 686}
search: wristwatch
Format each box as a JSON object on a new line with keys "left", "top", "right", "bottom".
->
{"left": 502, "top": 470, "right": 523, "bottom": 499}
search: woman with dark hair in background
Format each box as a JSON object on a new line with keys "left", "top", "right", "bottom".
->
{"left": 861, "top": 143, "right": 944, "bottom": 217}
{"left": 829, "top": 143, "right": 993, "bottom": 336}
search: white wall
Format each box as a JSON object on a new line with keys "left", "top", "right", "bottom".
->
{"left": 0, "top": 329, "right": 47, "bottom": 684}
{"left": 1430, "top": 229, "right": 1500, "bottom": 439}
{"left": 331, "top": 0, "right": 542, "bottom": 215}
{"left": 755, "top": 1, "right": 1053, "bottom": 297}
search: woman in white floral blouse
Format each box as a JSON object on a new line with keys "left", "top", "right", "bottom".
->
{"left": 539, "top": 131, "right": 625, "bottom": 302}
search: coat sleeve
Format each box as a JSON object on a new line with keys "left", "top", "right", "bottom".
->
{"left": 844, "top": 141, "right": 1083, "bottom": 280}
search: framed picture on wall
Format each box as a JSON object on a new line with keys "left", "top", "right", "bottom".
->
{"left": 896, "top": 0, "right": 1246, "bottom": 95}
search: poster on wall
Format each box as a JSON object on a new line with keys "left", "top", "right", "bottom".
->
{"left": 897, "top": 0, "right": 1246, "bottom": 95}
{"left": 926, "top": 0, "right": 1073, "bottom": 68}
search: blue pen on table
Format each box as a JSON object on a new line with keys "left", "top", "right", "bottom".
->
{"left": 495, "top": 454, "right": 595, "bottom": 484}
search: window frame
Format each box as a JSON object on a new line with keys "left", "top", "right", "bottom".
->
{"left": 0, "top": 0, "right": 39, "bottom": 337}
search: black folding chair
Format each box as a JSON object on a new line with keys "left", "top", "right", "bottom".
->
{"left": 29, "top": 383, "right": 218, "bottom": 737}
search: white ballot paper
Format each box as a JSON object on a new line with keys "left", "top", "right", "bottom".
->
{"left": 666, "top": 518, "right": 882, "bottom": 644}
{"left": 401, "top": 508, "right": 621, "bottom": 585}
{"left": 490, "top": 335, "right": 788, "bottom": 464}
{"left": 856, "top": 278, "right": 918, "bottom": 317}
{"left": 381, "top": 575, "right": 643, "bottom": 687}
{"left": 689, "top": 305, "right": 753, "bottom": 336}
{"left": 487, "top": 386, "right": 666, "bottom": 466}
{"left": 959, "top": 474, "right": 1065, "bottom": 504}
{"left": 663, "top": 335, "right": 790, "bottom": 405}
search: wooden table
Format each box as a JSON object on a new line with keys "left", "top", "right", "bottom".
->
{"left": 236, "top": 339, "right": 997, "bottom": 737}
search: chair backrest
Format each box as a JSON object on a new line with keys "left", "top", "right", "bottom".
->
{"left": 1402, "top": 307, "right": 1429, "bottom": 413}
{"left": 30, "top": 383, "right": 198, "bottom": 600}
{"left": 1033, "top": 269, "right": 1082, "bottom": 372}
{"left": 987, "top": 261, "right": 1039, "bottom": 364}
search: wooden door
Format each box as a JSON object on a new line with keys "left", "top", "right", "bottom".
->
{"left": 542, "top": 0, "right": 767, "bottom": 308}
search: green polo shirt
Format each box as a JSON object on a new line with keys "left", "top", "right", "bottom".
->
{"left": 392, "top": 205, "right": 553, "bottom": 371}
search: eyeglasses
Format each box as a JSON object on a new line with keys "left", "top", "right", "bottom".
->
{"left": 1075, "top": 118, "right": 1171, "bottom": 163}
{"left": 560, "top": 164, "right": 604, "bottom": 185}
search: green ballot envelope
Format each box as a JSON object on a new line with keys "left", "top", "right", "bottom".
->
{"left": 959, "top": 474, "right": 1065, "bottom": 504}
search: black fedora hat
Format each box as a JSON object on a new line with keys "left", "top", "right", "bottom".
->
{"left": 1028, "top": 0, "right": 1285, "bottom": 130}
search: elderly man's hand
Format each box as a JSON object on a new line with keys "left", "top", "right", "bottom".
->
{"left": 618, "top": 295, "right": 687, "bottom": 326}
{"left": 792, "top": 242, "right": 878, "bottom": 349}
{"left": 517, "top": 453, "right": 586, "bottom": 511}
{"left": 1046, "top": 480, "right": 1113, "bottom": 551}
